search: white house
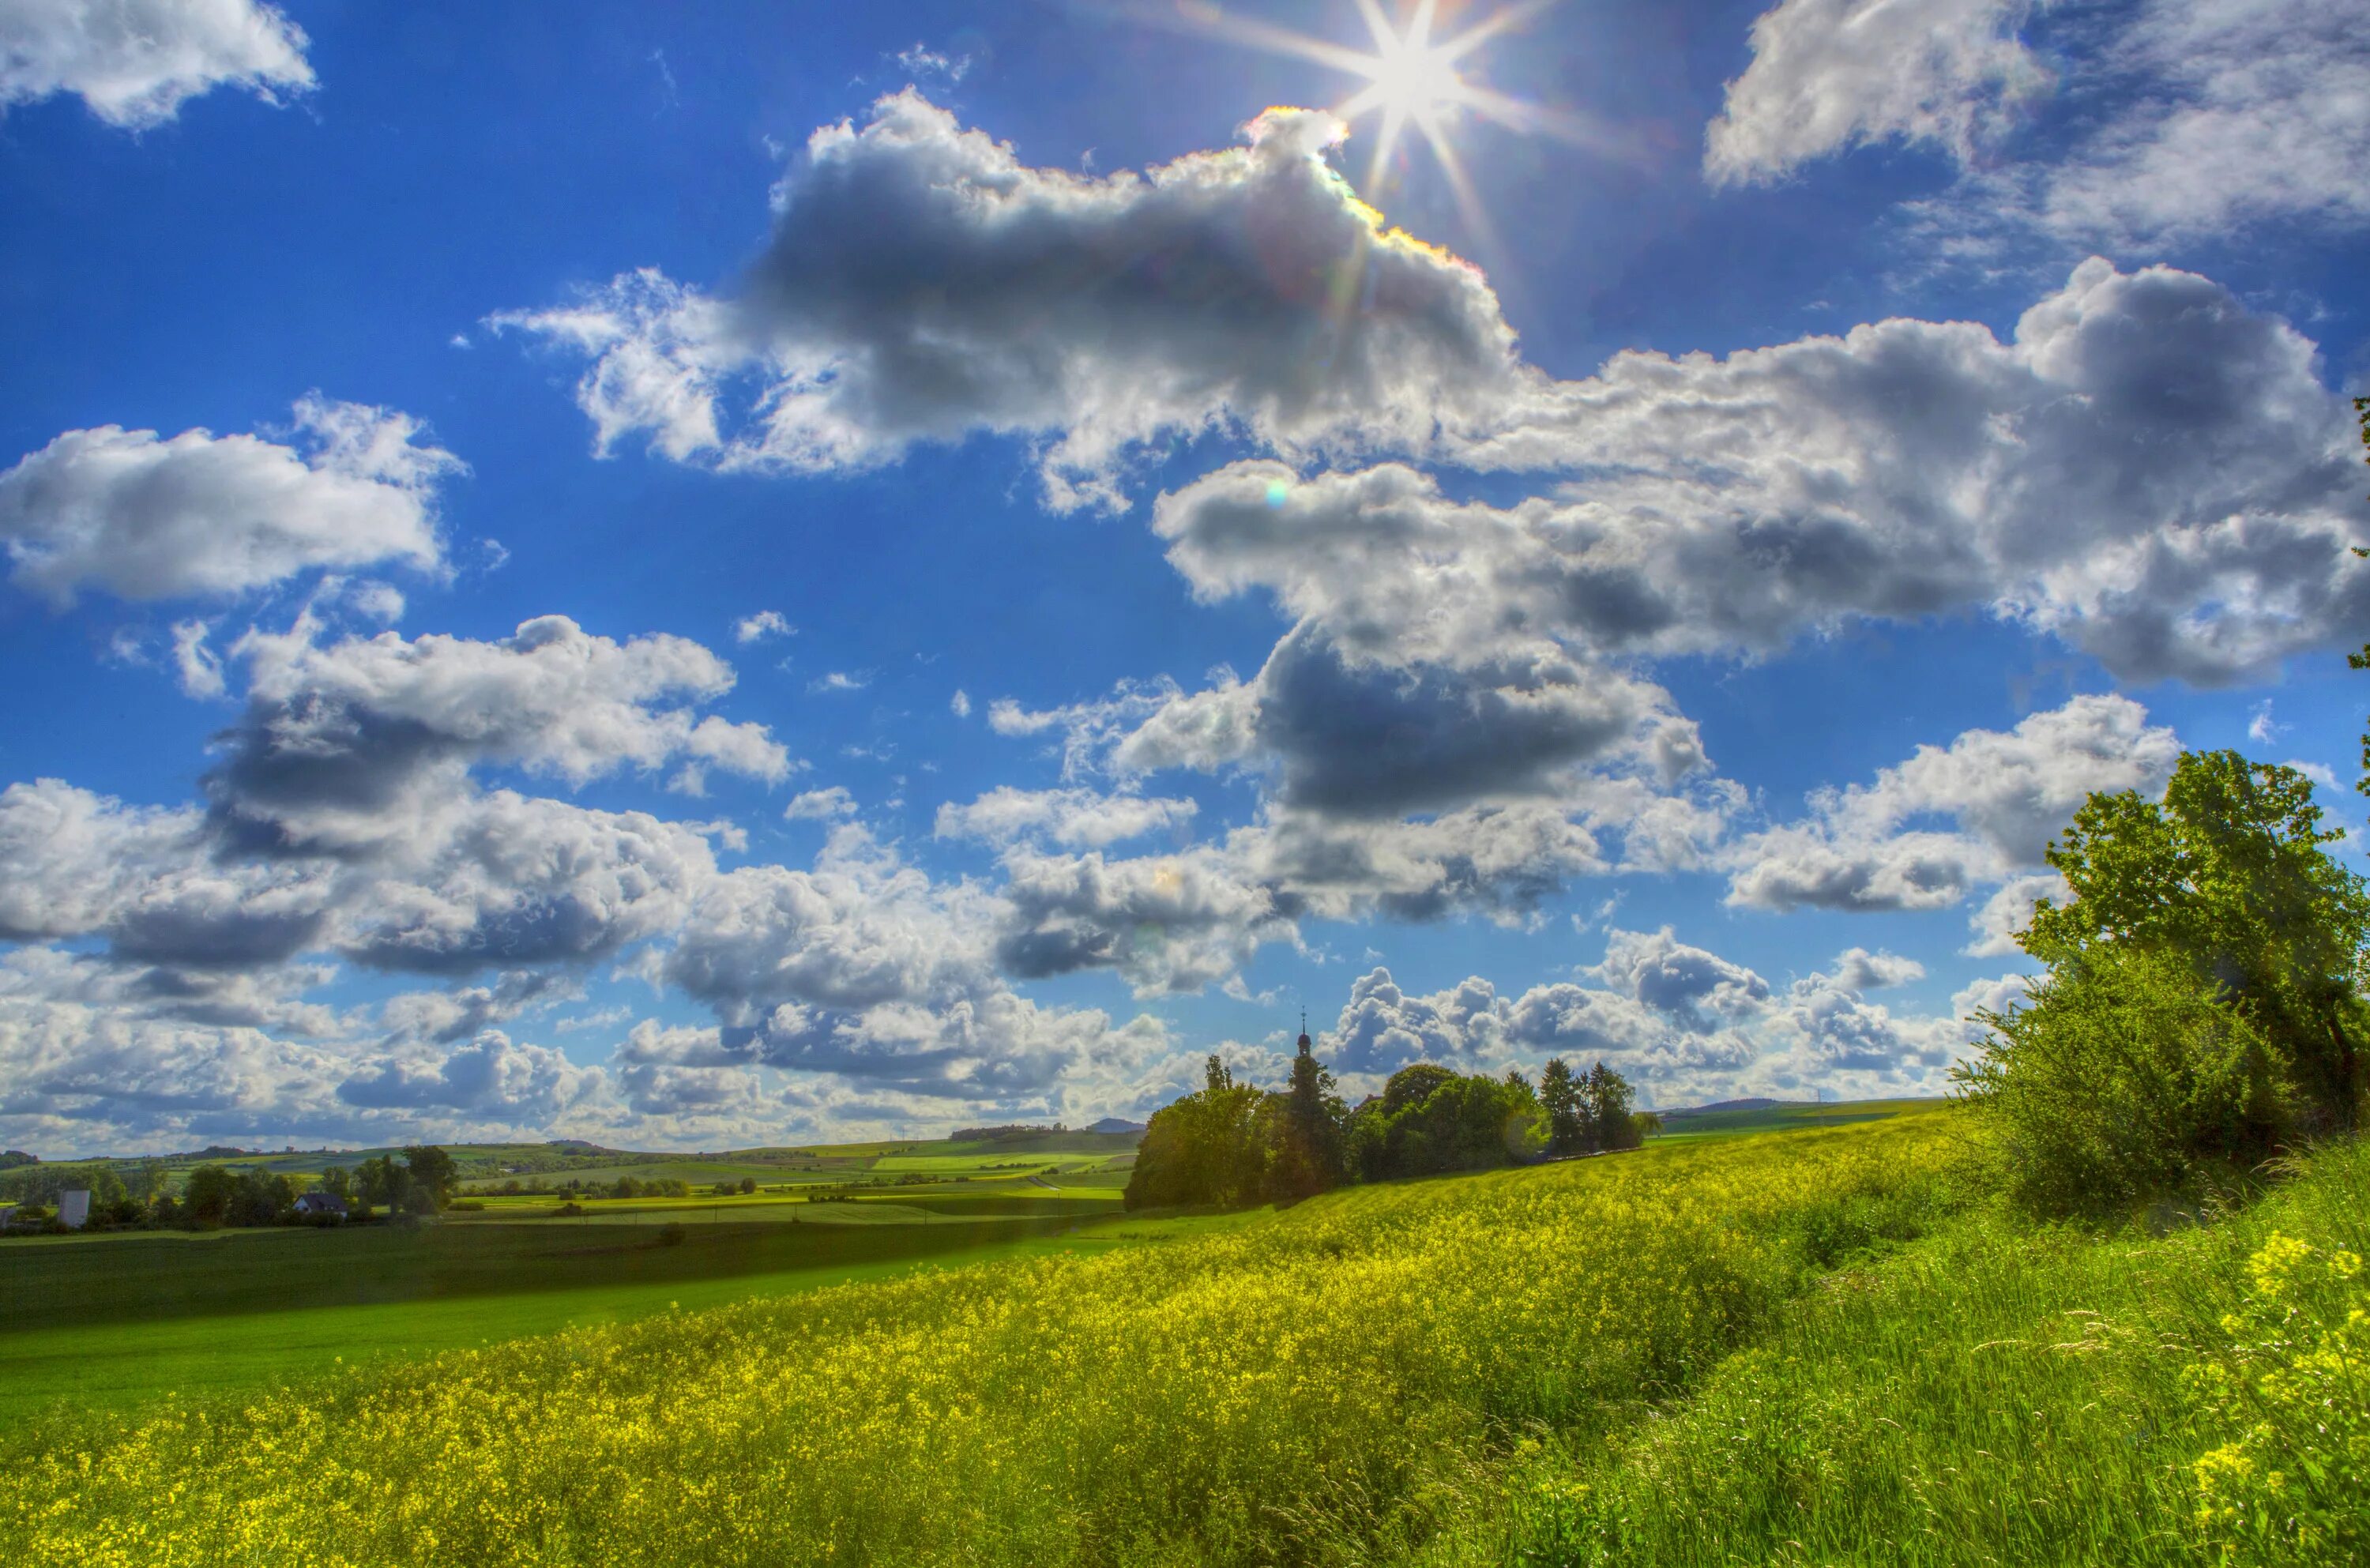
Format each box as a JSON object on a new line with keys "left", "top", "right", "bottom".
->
{"left": 56, "top": 1190, "right": 89, "bottom": 1229}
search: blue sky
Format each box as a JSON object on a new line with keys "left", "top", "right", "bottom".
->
{"left": 2, "top": 0, "right": 2365, "bottom": 1155}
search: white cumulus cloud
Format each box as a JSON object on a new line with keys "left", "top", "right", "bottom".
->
{"left": 0, "top": 398, "right": 461, "bottom": 605}
{"left": 1704, "top": 0, "right": 2041, "bottom": 187}
{"left": 1710, "top": 0, "right": 2370, "bottom": 248}
{"left": 1, "top": 0, "right": 313, "bottom": 129}
{"left": 1724, "top": 694, "right": 2178, "bottom": 913}
{"left": 496, "top": 92, "right": 1522, "bottom": 510}
{"left": 734, "top": 609, "right": 793, "bottom": 643}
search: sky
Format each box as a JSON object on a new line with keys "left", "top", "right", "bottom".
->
{"left": 1, "top": 0, "right": 2366, "bottom": 1156}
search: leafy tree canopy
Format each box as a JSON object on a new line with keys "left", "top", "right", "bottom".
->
{"left": 1958, "top": 748, "right": 2370, "bottom": 1213}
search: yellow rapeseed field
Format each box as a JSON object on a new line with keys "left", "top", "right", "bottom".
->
{"left": 2, "top": 1116, "right": 1962, "bottom": 1567}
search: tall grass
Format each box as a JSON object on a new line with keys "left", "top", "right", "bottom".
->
{"left": 2, "top": 1119, "right": 1964, "bottom": 1568}
{"left": 1446, "top": 1138, "right": 2370, "bottom": 1567}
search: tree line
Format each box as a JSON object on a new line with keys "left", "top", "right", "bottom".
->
{"left": 1124, "top": 1043, "right": 1652, "bottom": 1211}
{"left": 2, "top": 1145, "right": 458, "bottom": 1231}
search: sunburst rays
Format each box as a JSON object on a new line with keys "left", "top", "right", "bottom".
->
{"left": 1172, "top": 0, "right": 1612, "bottom": 258}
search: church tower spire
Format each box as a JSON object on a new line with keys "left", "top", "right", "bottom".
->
{"left": 1297, "top": 1006, "right": 1311, "bottom": 1055}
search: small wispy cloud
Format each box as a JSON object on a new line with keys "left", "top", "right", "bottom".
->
{"left": 171, "top": 619, "right": 225, "bottom": 698}
{"left": 1570, "top": 893, "right": 1623, "bottom": 937}
{"left": 784, "top": 786, "right": 857, "bottom": 821}
{"left": 950, "top": 688, "right": 972, "bottom": 717}
{"left": 736, "top": 610, "right": 795, "bottom": 644}
{"left": 106, "top": 626, "right": 149, "bottom": 668}
{"left": 894, "top": 43, "right": 971, "bottom": 83}
{"left": 809, "top": 670, "right": 871, "bottom": 693}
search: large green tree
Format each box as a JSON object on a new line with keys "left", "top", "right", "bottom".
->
{"left": 401, "top": 1146, "right": 458, "bottom": 1213}
{"left": 356, "top": 1154, "right": 412, "bottom": 1213}
{"left": 182, "top": 1164, "right": 233, "bottom": 1226}
{"left": 1586, "top": 1062, "right": 1643, "bottom": 1152}
{"left": 1958, "top": 749, "right": 2370, "bottom": 1211}
{"left": 2021, "top": 751, "right": 2370, "bottom": 1130}
{"left": 228, "top": 1170, "right": 296, "bottom": 1227}
{"left": 1123, "top": 1055, "right": 1268, "bottom": 1210}
{"left": 1534, "top": 1058, "right": 1642, "bottom": 1156}
{"left": 1381, "top": 1062, "right": 1456, "bottom": 1116}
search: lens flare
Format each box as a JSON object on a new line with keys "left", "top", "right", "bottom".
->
{"left": 1169, "top": 0, "right": 1622, "bottom": 267}
{"left": 1175, "top": 0, "right": 1609, "bottom": 219}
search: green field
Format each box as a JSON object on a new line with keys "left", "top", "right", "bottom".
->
{"left": 7, "top": 1107, "right": 2363, "bottom": 1565}
{"left": 446, "top": 1184, "right": 1118, "bottom": 1221}
{"left": 0, "top": 1205, "right": 1132, "bottom": 1421}
{"left": 460, "top": 1132, "right": 1138, "bottom": 1193}
{"left": 0, "top": 1126, "right": 1143, "bottom": 1423}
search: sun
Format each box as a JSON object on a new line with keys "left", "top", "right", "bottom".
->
{"left": 1176, "top": 0, "right": 1601, "bottom": 243}
{"left": 1347, "top": 20, "right": 1466, "bottom": 122}
{"left": 1332, "top": 1, "right": 1493, "bottom": 197}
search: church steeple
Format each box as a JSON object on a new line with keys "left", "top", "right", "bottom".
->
{"left": 1297, "top": 1006, "right": 1311, "bottom": 1055}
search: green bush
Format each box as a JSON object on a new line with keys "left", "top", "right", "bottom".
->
{"left": 1958, "top": 942, "right": 2289, "bottom": 1213}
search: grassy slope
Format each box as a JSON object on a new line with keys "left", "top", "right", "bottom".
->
{"left": 1431, "top": 1141, "right": 2370, "bottom": 1567}
{"left": 9, "top": 1113, "right": 2358, "bottom": 1566}
{"left": 0, "top": 1115, "right": 1974, "bottom": 1565}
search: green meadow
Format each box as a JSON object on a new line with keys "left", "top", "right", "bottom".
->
{"left": 0, "top": 1109, "right": 1816, "bottom": 1433}
{"left": 9, "top": 1113, "right": 2361, "bottom": 1563}
{"left": 9, "top": 1104, "right": 2366, "bottom": 1564}
{"left": 0, "top": 1127, "right": 1140, "bottom": 1423}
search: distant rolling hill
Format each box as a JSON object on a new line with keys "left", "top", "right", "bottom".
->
{"left": 21, "top": 1126, "right": 1146, "bottom": 1184}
